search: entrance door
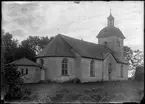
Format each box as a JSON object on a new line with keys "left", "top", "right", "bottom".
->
{"left": 108, "top": 63, "right": 112, "bottom": 80}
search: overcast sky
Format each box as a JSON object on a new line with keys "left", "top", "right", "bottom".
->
{"left": 2, "top": 1, "right": 144, "bottom": 51}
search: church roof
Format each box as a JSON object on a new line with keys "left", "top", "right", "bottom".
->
{"left": 9, "top": 57, "right": 40, "bottom": 67}
{"left": 97, "top": 26, "right": 125, "bottom": 39}
{"left": 37, "top": 34, "right": 128, "bottom": 64}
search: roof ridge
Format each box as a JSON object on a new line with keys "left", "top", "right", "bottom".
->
{"left": 9, "top": 57, "right": 39, "bottom": 66}
{"left": 60, "top": 35, "right": 82, "bottom": 57}
{"left": 59, "top": 34, "right": 104, "bottom": 46}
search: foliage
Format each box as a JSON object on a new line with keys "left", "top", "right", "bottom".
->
{"left": 2, "top": 30, "right": 19, "bottom": 64}
{"left": 21, "top": 36, "right": 54, "bottom": 55}
{"left": 4, "top": 64, "right": 23, "bottom": 101}
{"left": 49, "top": 88, "right": 108, "bottom": 102}
{"left": 3, "top": 65, "right": 35, "bottom": 101}
{"left": 14, "top": 45, "right": 36, "bottom": 62}
{"left": 2, "top": 29, "right": 54, "bottom": 63}
{"left": 4, "top": 64, "right": 23, "bottom": 87}
{"left": 64, "top": 78, "right": 81, "bottom": 83}
{"left": 123, "top": 46, "right": 144, "bottom": 70}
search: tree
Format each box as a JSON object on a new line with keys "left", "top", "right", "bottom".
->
{"left": 2, "top": 31, "right": 19, "bottom": 64}
{"left": 21, "top": 36, "right": 54, "bottom": 55}
{"left": 123, "top": 46, "right": 144, "bottom": 70}
{"left": 14, "top": 45, "right": 37, "bottom": 62}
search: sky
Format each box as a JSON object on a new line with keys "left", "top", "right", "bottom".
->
{"left": 2, "top": 1, "right": 144, "bottom": 51}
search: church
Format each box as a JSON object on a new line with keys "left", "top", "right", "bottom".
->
{"left": 36, "top": 13, "right": 129, "bottom": 83}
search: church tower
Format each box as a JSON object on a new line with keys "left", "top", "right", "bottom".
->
{"left": 96, "top": 10, "right": 125, "bottom": 57}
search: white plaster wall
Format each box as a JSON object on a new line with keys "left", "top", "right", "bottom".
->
{"left": 112, "top": 64, "right": 128, "bottom": 80}
{"left": 18, "top": 66, "right": 41, "bottom": 83}
{"left": 123, "top": 64, "right": 128, "bottom": 80}
{"left": 103, "top": 54, "right": 117, "bottom": 81}
{"left": 80, "top": 58, "right": 103, "bottom": 83}
{"left": 103, "top": 54, "right": 128, "bottom": 81}
{"left": 37, "top": 57, "right": 77, "bottom": 82}
{"left": 98, "top": 36, "right": 124, "bottom": 56}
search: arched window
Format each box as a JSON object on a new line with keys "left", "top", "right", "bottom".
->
{"left": 104, "top": 41, "right": 108, "bottom": 46}
{"left": 90, "top": 60, "right": 95, "bottom": 77}
{"left": 40, "top": 58, "right": 44, "bottom": 65}
{"left": 26, "top": 68, "right": 28, "bottom": 74}
{"left": 116, "top": 40, "right": 120, "bottom": 47}
{"left": 121, "top": 65, "right": 123, "bottom": 78}
{"left": 62, "top": 58, "right": 68, "bottom": 75}
{"left": 108, "top": 63, "right": 112, "bottom": 73}
{"left": 21, "top": 68, "right": 24, "bottom": 74}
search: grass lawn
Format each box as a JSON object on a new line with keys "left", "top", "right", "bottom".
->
{"left": 21, "top": 80, "right": 144, "bottom": 103}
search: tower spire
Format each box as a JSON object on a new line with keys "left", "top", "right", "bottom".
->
{"left": 107, "top": 9, "right": 114, "bottom": 27}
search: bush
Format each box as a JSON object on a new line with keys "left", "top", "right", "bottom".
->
{"left": 3, "top": 65, "right": 34, "bottom": 101}
{"left": 4, "top": 86, "right": 23, "bottom": 101}
{"left": 134, "top": 66, "right": 144, "bottom": 81}
{"left": 64, "top": 78, "right": 81, "bottom": 83}
{"left": 37, "top": 79, "right": 52, "bottom": 84}
{"left": 49, "top": 88, "right": 109, "bottom": 102}
{"left": 4, "top": 87, "right": 35, "bottom": 101}
{"left": 49, "top": 89, "right": 71, "bottom": 102}
{"left": 81, "top": 88, "right": 109, "bottom": 102}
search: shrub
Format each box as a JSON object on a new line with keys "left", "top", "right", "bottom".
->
{"left": 64, "top": 78, "right": 81, "bottom": 83}
{"left": 3, "top": 65, "right": 34, "bottom": 101}
{"left": 81, "top": 88, "right": 109, "bottom": 102}
{"left": 50, "top": 89, "right": 72, "bottom": 102}
{"left": 4, "top": 86, "right": 23, "bottom": 101}
{"left": 37, "top": 79, "right": 52, "bottom": 84}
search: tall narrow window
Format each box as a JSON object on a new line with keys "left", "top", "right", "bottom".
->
{"left": 104, "top": 41, "right": 107, "bottom": 46}
{"left": 108, "top": 63, "right": 112, "bottom": 73}
{"left": 40, "top": 58, "right": 44, "bottom": 66}
{"left": 26, "top": 68, "right": 28, "bottom": 74}
{"left": 21, "top": 68, "right": 24, "bottom": 74}
{"left": 62, "top": 58, "right": 68, "bottom": 75}
{"left": 116, "top": 40, "right": 120, "bottom": 47}
{"left": 90, "top": 60, "right": 95, "bottom": 77}
{"left": 121, "top": 65, "right": 123, "bottom": 78}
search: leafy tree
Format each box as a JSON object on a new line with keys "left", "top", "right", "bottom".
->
{"left": 21, "top": 36, "right": 41, "bottom": 54}
{"left": 132, "top": 50, "right": 144, "bottom": 67}
{"left": 123, "top": 46, "right": 144, "bottom": 70}
{"left": 21, "top": 36, "right": 54, "bottom": 55}
{"left": 14, "top": 45, "right": 36, "bottom": 62}
{"left": 2, "top": 31, "right": 19, "bottom": 64}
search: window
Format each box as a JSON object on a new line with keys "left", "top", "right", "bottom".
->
{"left": 104, "top": 41, "right": 107, "bottom": 46}
{"left": 21, "top": 68, "right": 24, "bottom": 74}
{"left": 108, "top": 63, "right": 112, "bottom": 73}
{"left": 116, "top": 40, "right": 120, "bottom": 47}
{"left": 90, "top": 60, "right": 95, "bottom": 77}
{"left": 121, "top": 65, "right": 123, "bottom": 78}
{"left": 62, "top": 58, "right": 68, "bottom": 75}
{"left": 40, "top": 58, "right": 44, "bottom": 65}
{"left": 26, "top": 68, "right": 28, "bottom": 74}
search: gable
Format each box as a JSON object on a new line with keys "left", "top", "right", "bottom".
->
{"left": 37, "top": 35, "right": 75, "bottom": 58}
{"left": 104, "top": 53, "right": 117, "bottom": 64}
{"left": 104, "top": 53, "right": 128, "bottom": 65}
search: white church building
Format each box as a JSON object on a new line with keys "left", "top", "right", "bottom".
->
{"left": 36, "top": 13, "right": 129, "bottom": 83}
